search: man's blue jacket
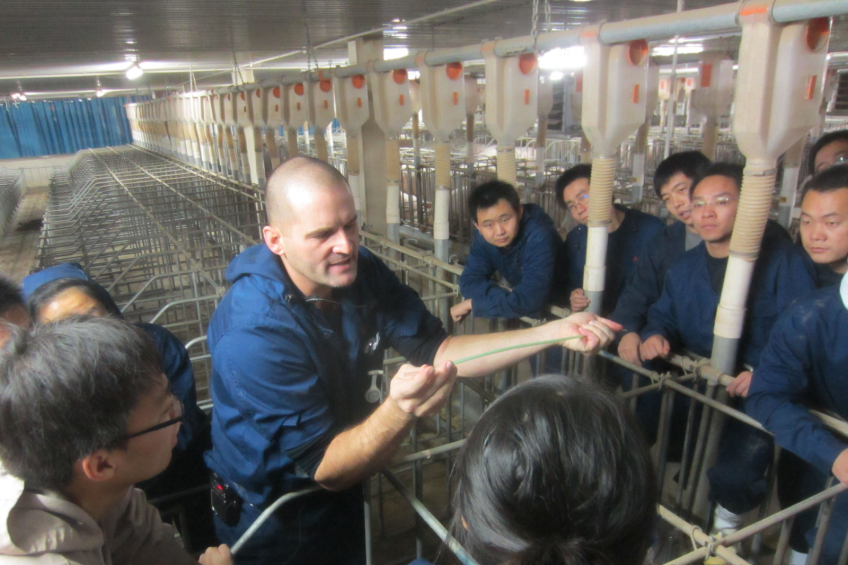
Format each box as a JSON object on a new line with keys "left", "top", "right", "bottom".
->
{"left": 563, "top": 205, "right": 664, "bottom": 315}
{"left": 205, "top": 243, "right": 447, "bottom": 507}
{"left": 747, "top": 281, "right": 848, "bottom": 475}
{"left": 459, "top": 203, "right": 563, "bottom": 318}
{"left": 613, "top": 219, "right": 790, "bottom": 334}
{"left": 641, "top": 236, "right": 816, "bottom": 370}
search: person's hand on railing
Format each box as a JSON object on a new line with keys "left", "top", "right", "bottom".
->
{"left": 552, "top": 312, "right": 621, "bottom": 354}
{"left": 639, "top": 334, "right": 670, "bottom": 361}
{"left": 389, "top": 362, "right": 457, "bottom": 419}
{"left": 617, "top": 332, "right": 643, "bottom": 366}
{"left": 726, "top": 370, "right": 753, "bottom": 398}
{"left": 199, "top": 544, "right": 232, "bottom": 565}
{"left": 450, "top": 299, "right": 473, "bottom": 323}
{"left": 832, "top": 449, "right": 848, "bottom": 485}
{"left": 569, "top": 288, "right": 590, "bottom": 312}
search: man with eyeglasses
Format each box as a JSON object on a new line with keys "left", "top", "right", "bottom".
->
{"left": 0, "top": 316, "right": 230, "bottom": 565}
{"left": 639, "top": 163, "right": 816, "bottom": 543}
{"left": 809, "top": 130, "right": 848, "bottom": 176}
{"left": 451, "top": 180, "right": 564, "bottom": 323}
{"left": 555, "top": 163, "right": 664, "bottom": 316}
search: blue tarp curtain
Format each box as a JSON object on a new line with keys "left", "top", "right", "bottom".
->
{"left": 0, "top": 95, "right": 149, "bottom": 159}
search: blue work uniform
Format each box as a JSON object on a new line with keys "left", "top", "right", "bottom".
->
{"left": 460, "top": 203, "right": 564, "bottom": 319}
{"left": 205, "top": 243, "right": 447, "bottom": 564}
{"left": 563, "top": 205, "right": 664, "bottom": 315}
{"left": 641, "top": 236, "right": 816, "bottom": 514}
{"left": 748, "top": 279, "right": 848, "bottom": 561}
{"left": 612, "top": 219, "right": 790, "bottom": 334}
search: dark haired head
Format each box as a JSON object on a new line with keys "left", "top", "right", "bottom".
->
{"left": 555, "top": 164, "right": 592, "bottom": 208}
{"left": 691, "top": 163, "right": 744, "bottom": 197}
{"left": 451, "top": 376, "right": 657, "bottom": 565}
{"left": 654, "top": 151, "right": 711, "bottom": 198}
{"left": 0, "top": 316, "right": 162, "bottom": 489}
{"left": 805, "top": 164, "right": 848, "bottom": 197}
{"left": 0, "top": 277, "right": 24, "bottom": 317}
{"left": 809, "top": 130, "right": 848, "bottom": 176}
{"left": 468, "top": 180, "right": 521, "bottom": 223}
{"left": 28, "top": 278, "right": 122, "bottom": 321}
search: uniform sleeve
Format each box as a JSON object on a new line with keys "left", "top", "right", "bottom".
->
{"left": 773, "top": 247, "right": 817, "bottom": 314}
{"left": 611, "top": 235, "right": 665, "bottom": 333}
{"left": 747, "top": 307, "right": 846, "bottom": 475}
{"left": 564, "top": 229, "right": 584, "bottom": 295}
{"left": 213, "top": 322, "right": 336, "bottom": 474}
{"left": 465, "top": 227, "right": 560, "bottom": 319}
{"left": 640, "top": 271, "right": 682, "bottom": 350}
{"left": 107, "top": 488, "right": 197, "bottom": 565}
{"left": 144, "top": 324, "right": 203, "bottom": 453}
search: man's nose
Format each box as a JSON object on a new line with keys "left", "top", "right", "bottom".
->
{"left": 331, "top": 229, "right": 353, "bottom": 253}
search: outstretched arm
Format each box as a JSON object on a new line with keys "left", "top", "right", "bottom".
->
{"left": 433, "top": 312, "right": 621, "bottom": 378}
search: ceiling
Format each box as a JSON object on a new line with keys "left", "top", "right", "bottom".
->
{"left": 2, "top": 0, "right": 848, "bottom": 99}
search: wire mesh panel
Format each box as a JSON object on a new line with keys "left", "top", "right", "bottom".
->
{"left": 0, "top": 167, "right": 25, "bottom": 237}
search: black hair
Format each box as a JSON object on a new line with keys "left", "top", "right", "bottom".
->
{"left": 805, "top": 164, "right": 848, "bottom": 196}
{"left": 451, "top": 376, "right": 657, "bottom": 565}
{"left": 0, "top": 316, "right": 162, "bottom": 489}
{"left": 0, "top": 277, "right": 24, "bottom": 317}
{"left": 690, "top": 162, "right": 744, "bottom": 197}
{"left": 27, "top": 278, "right": 122, "bottom": 321}
{"left": 468, "top": 180, "right": 521, "bottom": 223}
{"left": 809, "top": 130, "right": 848, "bottom": 176}
{"left": 653, "top": 151, "right": 711, "bottom": 198}
{"left": 554, "top": 164, "right": 592, "bottom": 208}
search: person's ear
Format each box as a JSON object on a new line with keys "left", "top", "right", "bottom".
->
{"left": 263, "top": 225, "right": 286, "bottom": 257}
{"left": 79, "top": 450, "right": 117, "bottom": 482}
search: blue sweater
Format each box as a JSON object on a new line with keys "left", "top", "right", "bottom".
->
{"left": 563, "top": 205, "right": 664, "bottom": 315}
{"left": 641, "top": 236, "right": 816, "bottom": 371}
{"left": 613, "top": 219, "right": 791, "bottom": 334}
{"left": 747, "top": 283, "right": 848, "bottom": 475}
{"left": 460, "top": 204, "right": 563, "bottom": 318}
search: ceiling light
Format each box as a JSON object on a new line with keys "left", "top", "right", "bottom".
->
{"left": 384, "top": 47, "right": 409, "bottom": 60}
{"left": 550, "top": 71, "right": 565, "bottom": 81}
{"left": 95, "top": 78, "right": 104, "bottom": 97}
{"left": 652, "top": 43, "right": 704, "bottom": 56}
{"left": 126, "top": 39, "right": 136, "bottom": 45}
{"left": 126, "top": 63, "right": 144, "bottom": 80}
{"left": 539, "top": 46, "right": 586, "bottom": 70}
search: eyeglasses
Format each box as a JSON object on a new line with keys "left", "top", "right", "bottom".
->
{"left": 566, "top": 192, "right": 590, "bottom": 213}
{"left": 691, "top": 196, "right": 737, "bottom": 210}
{"left": 816, "top": 155, "right": 848, "bottom": 173}
{"left": 123, "top": 394, "right": 184, "bottom": 440}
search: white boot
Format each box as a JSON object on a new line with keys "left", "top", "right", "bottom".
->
{"left": 788, "top": 549, "right": 808, "bottom": 565}
{"left": 704, "top": 505, "right": 744, "bottom": 564}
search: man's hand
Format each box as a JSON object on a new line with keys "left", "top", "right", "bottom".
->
{"left": 388, "top": 362, "right": 457, "bottom": 418}
{"left": 833, "top": 449, "right": 848, "bottom": 485}
{"left": 726, "top": 370, "right": 753, "bottom": 398}
{"left": 640, "top": 334, "right": 670, "bottom": 361}
{"left": 552, "top": 312, "right": 622, "bottom": 354}
{"left": 618, "top": 332, "right": 643, "bottom": 366}
{"left": 199, "top": 545, "right": 232, "bottom": 565}
{"left": 570, "top": 288, "right": 590, "bottom": 312}
{"left": 450, "top": 299, "right": 473, "bottom": 323}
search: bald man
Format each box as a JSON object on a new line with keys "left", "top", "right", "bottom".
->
{"left": 205, "top": 157, "right": 620, "bottom": 564}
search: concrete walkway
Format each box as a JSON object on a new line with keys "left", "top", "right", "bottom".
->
{"left": 0, "top": 185, "right": 48, "bottom": 284}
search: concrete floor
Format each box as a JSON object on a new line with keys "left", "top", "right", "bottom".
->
{"left": 0, "top": 185, "right": 48, "bottom": 283}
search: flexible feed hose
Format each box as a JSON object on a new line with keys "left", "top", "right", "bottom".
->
{"left": 583, "top": 156, "right": 617, "bottom": 302}
{"left": 496, "top": 145, "right": 517, "bottom": 187}
{"left": 434, "top": 142, "right": 451, "bottom": 242}
{"left": 386, "top": 138, "right": 402, "bottom": 227}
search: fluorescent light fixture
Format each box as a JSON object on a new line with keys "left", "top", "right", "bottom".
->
{"left": 126, "top": 63, "right": 144, "bottom": 80}
{"left": 539, "top": 46, "right": 586, "bottom": 70}
{"left": 652, "top": 43, "right": 704, "bottom": 56}
{"left": 550, "top": 71, "right": 565, "bottom": 81}
{"left": 96, "top": 89, "right": 105, "bottom": 97}
{"left": 383, "top": 47, "right": 409, "bottom": 60}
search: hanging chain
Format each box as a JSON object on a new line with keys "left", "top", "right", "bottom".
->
{"left": 302, "top": 0, "right": 321, "bottom": 73}
{"left": 232, "top": 49, "right": 245, "bottom": 86}
{"left": 531, "top": 0, "right": 540, "bottom": 48}
{"left": 544, "top": 0, "right": 552, "bottom": 33}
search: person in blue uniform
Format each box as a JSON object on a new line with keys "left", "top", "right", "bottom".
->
{"left": 613, "top": 150, "right": 710, "bottom": 365}
{"left": 451, "top": 180, "right": 563, "bottom": 322}
{"left": 639, "top": 163, "right": 817, "bottom": 537}
{"left": 555, "top": 164, "right": 664, "bottom": 316}
{"left": 799, "top": 165, "right": 848, "bottom": 288}
{"left": 205, "top": 156, "right": 620, "bottom": 565}
{"left": 22, "top": 265, "right": 214, "bottom": 547}
{"left": 748, "top": 273, "right": 848, "bottom": 565}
